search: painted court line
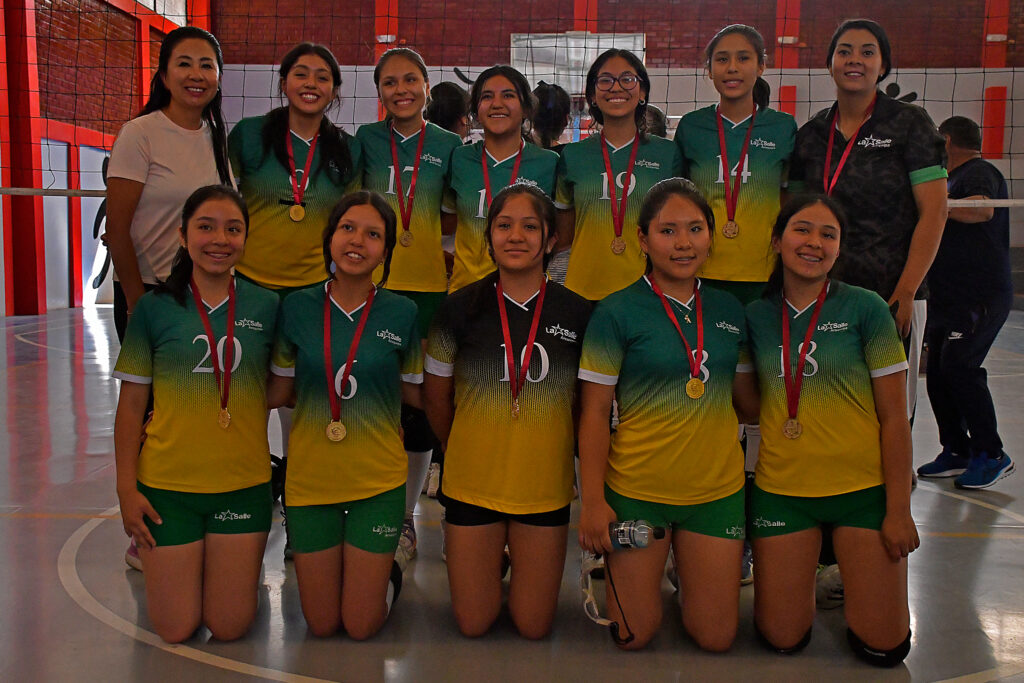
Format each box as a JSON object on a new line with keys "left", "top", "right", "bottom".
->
{"left": 58, "top": 506, "right": 337, "bottom": 683}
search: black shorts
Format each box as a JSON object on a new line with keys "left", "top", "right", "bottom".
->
{"left": 440, "top": 491, "right": 570, "bottom": 527}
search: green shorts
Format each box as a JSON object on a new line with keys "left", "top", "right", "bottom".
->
{"left": 701, "top": 278, "right": 768, "bottom": 306}
{"left": 604, "top": 485, "right": 745, "bottom": 540}
{"left": 390, "top": 289, "right": 446, "bottom": 338}
{"left": 139, "top": 481, "right": 272, "bottom": 547}
{"left": 749, "top": 484, "right": 886, "bottom": 538}
{"left": 287, "top": 485, "right": 406, "bottom": 554}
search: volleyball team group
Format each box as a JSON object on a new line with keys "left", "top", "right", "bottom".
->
{"left": 105, "top": 15, "right": 1012, "bottom": 667}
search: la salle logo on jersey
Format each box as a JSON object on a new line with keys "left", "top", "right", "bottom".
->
{"left": 377, "top": 329, "right": 403, "bottom": 346}
{"left": 817, "top": 321, "right": 849, "bottom": 333}
{"left": 422, "top": 152, "right": 443, "bottom": 167}
{"left": 858, "top": 135, "right": 892, "bottom": 149}
{"left": 716, "top": 321, "right": 740, "bottom": 335}
{"left": 634, "top": 159, "right": 661, "bottom": 170}
{"left": 751, "top": 138, "right": 776, "bottom": 150}
{"left": 545, "top": 323, "right": 577, "bottom": 342}
{"left": 236, "top": 318, "right": 264, "bottom": 331}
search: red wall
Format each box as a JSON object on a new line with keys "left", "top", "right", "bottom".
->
{"left": 36, "top": 0, "right": 139, "bottom": 136}
{"left": 211, "top": 0, "right": 1023, "bottom": 68}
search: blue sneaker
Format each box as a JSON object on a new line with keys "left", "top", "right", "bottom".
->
{"left": 955, "top": 452, "right": 1015, "bottom": 489}
{"left": 918, "top": 450, "right": 970, "bottom": 478}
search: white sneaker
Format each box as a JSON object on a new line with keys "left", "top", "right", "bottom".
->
{"left": 395, "top": 519, "right": 417, "bottom": 571}
{"left": 124, "top": 539, "right": 143, "bottom": 572}
{"left": 815, "top": 563, "right": 844, "bottom": 609}
{"left": 426, "top": 463, "right": 441, "bottom": 498}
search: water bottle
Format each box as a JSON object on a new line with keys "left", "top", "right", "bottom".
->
{"left": 609, "top": 520, "right": 666, "bottom": 549}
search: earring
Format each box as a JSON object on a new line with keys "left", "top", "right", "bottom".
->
{"left": 639, "top": 98, "right": 647, "bottom": 105}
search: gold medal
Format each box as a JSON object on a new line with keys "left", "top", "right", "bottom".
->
{"left": 399, "top": 231, "right": 414, "bottom": 247}
{"left": 783, "top": 418, "right": 803, "bottom": 439}
{"left": 289, "top": 204, "right": 305, "bottom": 222}
{"left": 512, "top": 398, "right": 520, "bottom": 419}
{"left": 218, "top": 407, "right": 231, "bottom": 429}
{"left": 722, "top": 220, "right": 739, "bottom": 239}
{"left": 610, "top": 236, "right": 626, "bottom": 255}
{"left": 685, "top": 377, "right": 705, "bottom": 399}
{"left": 326, "top": 420, "right": 347, "bottom": 442}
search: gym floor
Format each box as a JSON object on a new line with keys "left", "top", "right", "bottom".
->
{"left": 2, "top": 306, "right": 1022, "bottom": 682}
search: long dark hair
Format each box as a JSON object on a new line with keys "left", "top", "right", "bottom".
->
{"left": 471, "top": 65, "right": 537, "bottom": 139}
{"left": 637, "top": 178, "right": 714, "bottom": 274}
{"left": 485, "top": 183, "right": 557, "bottom": 271}
{"left": 139, "top": 26, "right": 231, "bottom": 186}
{"left": 827, "top": 19, "right": 892, "bottom": 82}
{"left": 259, "top": 43, "right": 353, "bottom": 186}
{"left": 705, "top": 24, "right": 771, "bottom": 111}
{"left": 157, "top": 185, "right": 250, "bottom": 305}
{"left": 532, "top": 81, "right": 572, "bottom": 148}
{"left": 763, "top": 194, "right": 847, "bottom": 297}
{"left": 322, "top": 191, "right": 397, "bottom": 288}
{"left": 585, "top": 49, "right": 650, "bottom": 139}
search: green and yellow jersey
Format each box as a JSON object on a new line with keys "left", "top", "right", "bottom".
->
{"left": 674, "top": 105, "right": 796, "bottom": 283}
{"left": 113, "top": 278, "right": 279, "bottom": 493}
{"left": 356, "top": 120, "right": 462, "bottom": 292}
{"left": 271, "top": 284, "right": 423, "bottom": 506}
{"left": 745, "top": 282, "right": 908, "bottom": 497}
{"left": 579, "top": 278, "right": 748, "bottom": 505}
{"left": 229, "top": 115, "right": 362, "bottom": 289}
{"left": 444, "top": 141, "right": 559, "bottom": 291}
{"left": 555, "top": 134, "right": 682, "bottom": 300}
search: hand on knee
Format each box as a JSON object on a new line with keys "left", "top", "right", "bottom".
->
{"left": 847, "top": 628, "right": 911, "bottom": 667}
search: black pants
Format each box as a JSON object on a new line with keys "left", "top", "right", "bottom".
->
{"left": 925, "top": 297, "right": 1011, "bottom": 457}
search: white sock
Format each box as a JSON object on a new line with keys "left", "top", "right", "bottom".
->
{"left": 405, "top": 449, "right": 432, "bottom": 516}
{"left": 385, "top": 579, "right": 396, "bottom": 616}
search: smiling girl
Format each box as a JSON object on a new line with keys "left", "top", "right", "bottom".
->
{"left": 742, "top": 194, "right": 918, "bottom": 666}
{"left": 267, "top": 191, "right": 422, "bottom": 639}
{"left": 555, "top": 49, "right": 682, "bottom": 302}
{"left": 578, "top": 179, "right": 757, "bottom": 650}
{"left": 357, "top": 48, "right": 464, "bottom": 565}
{"left": 113, "top": 186, "right": 279, "bottom": 643}
{"left": 425, "top": 184, "right": 590, "bottom": 638}
{"left": 446, "top": 65, "right": 559, "bottom": 292}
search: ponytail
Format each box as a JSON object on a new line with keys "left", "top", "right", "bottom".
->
{"left": 156, "top": 247, "right": 195, "bottom": 306}
{"left": 753, "top": 77, "right": 771, "bottom": 111}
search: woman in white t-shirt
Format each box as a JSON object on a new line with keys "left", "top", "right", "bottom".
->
{"left": 107, "top": 26, "right": 233, "bottom": 343}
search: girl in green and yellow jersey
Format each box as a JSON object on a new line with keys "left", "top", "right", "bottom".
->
{"left": 742, "top": 195, "right": 918, "bottom": 666}
{"left": 268, "top": 191, "right": 422, "bottom": 639}
{"left": 357, "top": 48, "right": 463, "bottom": 565}
{"left": 578, "top": 179, "right": 758, "bottom": 651}
{"left": 445, "top": 65, "right": 558, "bottom": 292}
{"left": 555, "top": 49, "right": 682, "bottom": 301}
{"left": 114, "top": 186, "right": 278, "bottom": 643}
{"left": 425, "top": 185, "right": 590, "bottom": 639}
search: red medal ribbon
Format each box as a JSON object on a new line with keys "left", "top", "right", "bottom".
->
{"left": 323, "top": 281, "right": 377, "bottom": 422}
{"left": 481, "top": 140, "right": 524, "bottom": 208}
{"left": 648, "top": 275, "right": 703, "bottom": 380}
{"left": 715, "top": 106, "right": 757, "bottom": 223}
{"left": 780, "top": 281, "right": 830, "bottom": 421}
{"left": 823, "top": 94, "right": 877, "bottom": 197}
{"left": 600, "top": 131, "right": 640, "bottom": 239}
{"left": 189, "top": 277, "right": 236, "bottom": 412}
{"left": 496, "top": 277, "right": 547, "bottom": 412}
{"left": 286, "top": 131, "right": 320, "bottom": 208}
{"left": 390, "top": 120, "right": 427, "bottom": 237}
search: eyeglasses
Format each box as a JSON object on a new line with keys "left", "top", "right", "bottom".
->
{"left": 595, "top": 73, "right": 640, "bottom": 91}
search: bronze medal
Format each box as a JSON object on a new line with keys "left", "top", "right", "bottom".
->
{"left": 399, "top": 231, "right": 414, "bottom": 247}
{"left": 610, "top": 236, "right": 626, "bottom": 255}
{"left": 326, "top": 420, "right": 347, "bottom": 442}
{"left": 685, "top": 377, "right": 705, "bottom": 399}
{"left": 783, "top": 418, "right": 803, "bottom": 439}
{"left": 289, "top": 204, "right": 305, "bottom": 222}
{"left": 218, "top": 407, "right": 231, "bottom": 429}
{"left": 722, "top": 220, "right": 739, "bottom": 239}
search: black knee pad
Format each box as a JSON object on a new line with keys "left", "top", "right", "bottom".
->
{"left": 756, "top": 624, "right": 812, "bottom": 655}
{"left": 400, "top": 404, "right": 436, "bottom": 451}
{"left": 847, "top": 628, "right": 911, "bottom": 668}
